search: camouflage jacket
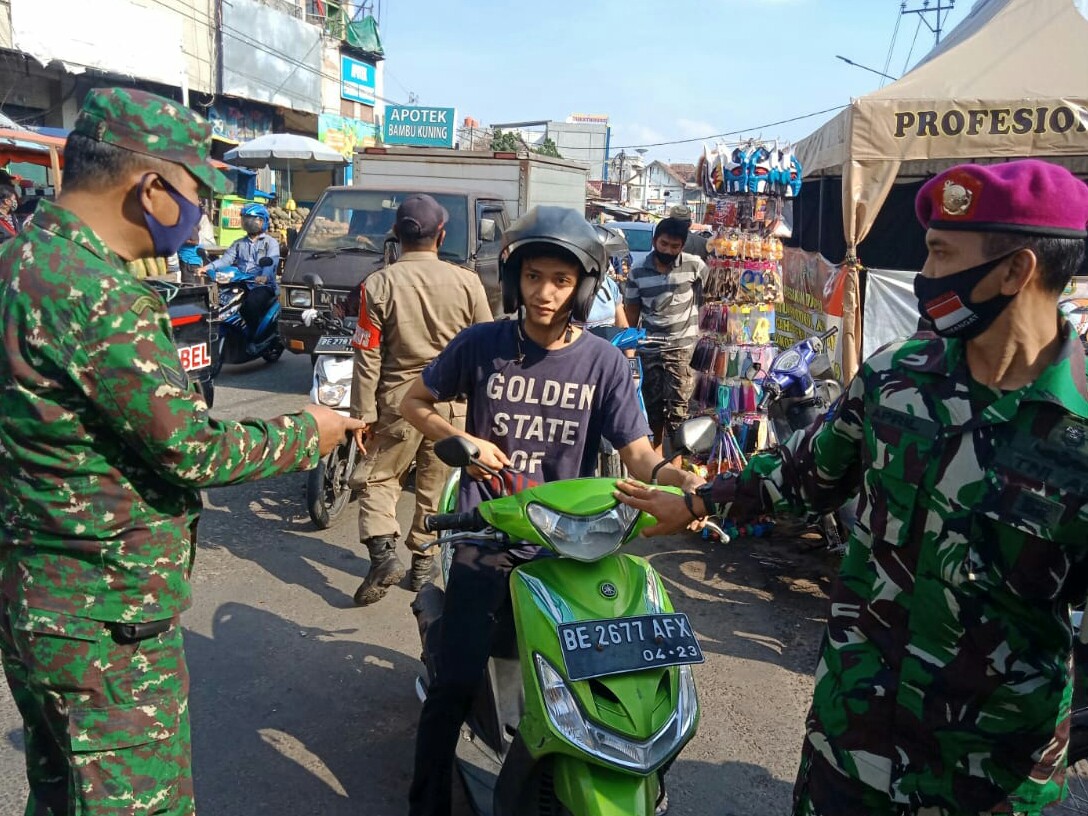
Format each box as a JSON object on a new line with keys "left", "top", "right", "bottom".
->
{"left": 710, "top": 321, "right": 1088, "bottom": 814}
{"left": 0, "top": 201, "right": 320, "bottom": 623}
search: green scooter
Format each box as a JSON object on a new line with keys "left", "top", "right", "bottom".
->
{"left": 411, "top": 417, "right": 718, "bottom": 816}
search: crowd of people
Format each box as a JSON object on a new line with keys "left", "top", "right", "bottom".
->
{"left": 0, "top": 85, "right": 1085, "bottom": 816}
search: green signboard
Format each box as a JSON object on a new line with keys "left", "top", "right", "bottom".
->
{"left": 382, "top": 105, "right": 457, "bottom": 148}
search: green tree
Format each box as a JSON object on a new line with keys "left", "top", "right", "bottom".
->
{"left": 534, "top": 137, "right": 562, "bottom": 158}
{"left": 490, "top": 128, "right": 522, "bottom": 152}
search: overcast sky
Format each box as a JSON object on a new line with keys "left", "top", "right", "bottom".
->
{"left": 377, "top": 0, "right": 972, "bottom": 164}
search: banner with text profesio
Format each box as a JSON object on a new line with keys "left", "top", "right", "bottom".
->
{"left": 777, "top": 248, "right": 848, "bottom": 381}
{"left": 382, "top": 105, "right": 457, "bottom": 148}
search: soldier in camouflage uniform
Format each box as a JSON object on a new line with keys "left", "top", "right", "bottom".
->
{"left": 617, "top": 159, "right": 1088, "bottom": 815}
{"left": 0, "top": 88, "right": 364, "bottom": 815}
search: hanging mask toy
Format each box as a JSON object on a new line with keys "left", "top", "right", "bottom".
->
{"left": 747, "top": 144, "right": 774, "bottom": 195}
{"left": 727, "top": 145, "right": 750, "bottom": 194}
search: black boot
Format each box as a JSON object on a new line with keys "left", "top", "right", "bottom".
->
{"left": 353, "top": 536, "right": 406, "bottom": 606}
{"left": 409, "top": 554, "right": 438, "bottom": 592}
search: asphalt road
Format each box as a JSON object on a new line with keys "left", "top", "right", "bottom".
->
{"left": 0, "top": 352, "right": 837, "bottom": 815}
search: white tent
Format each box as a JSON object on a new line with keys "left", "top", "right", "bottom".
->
{"left": 796, "top": 0, "right": 1088, "bottom": 256}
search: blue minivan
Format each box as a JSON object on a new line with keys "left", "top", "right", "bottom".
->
{"left": 604, "top": 221, "right": 655, "bottom": 269}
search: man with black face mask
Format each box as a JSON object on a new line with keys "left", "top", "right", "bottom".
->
{"left": 617, "top": 158, "right": 1088, "bottom": 816}
{"left": 623, "top": 216, "right": 708, "bottom": 452}
{"left": 0, "top": 88, "right": 364, "bottom": 815}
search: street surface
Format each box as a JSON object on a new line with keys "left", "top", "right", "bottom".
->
{"left": 0, "top": 352, "right": 839, "bottom": 815}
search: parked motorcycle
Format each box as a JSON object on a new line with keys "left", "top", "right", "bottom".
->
{"left": 588, "top": 327, "right": 651, "bottom": 478}
{"left": 300, "top": 299, "right": 359, "bottom": 529}
{"left": 756, "top": 327, "right": 855, "bottom": 552}
{"left": 411, "top": 417, "right": 719, "bottom": 816}
{"left": 209, "top": 256, "right": 284, "bottom": 377}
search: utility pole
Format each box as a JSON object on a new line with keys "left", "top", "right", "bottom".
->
{"left": 901, "top": 0, "right": 956, "bottom": 45}
{"left": 614, "top": 150, "right": 627, "bottom": 203}
{"left": 636, "top": 148, "right": 649, "bottom": 213}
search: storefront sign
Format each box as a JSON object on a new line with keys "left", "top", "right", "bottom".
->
{"left": 208, "top": 102, "right": 276, "bottom": 144}
{"left": 893, "top": 105, "right": 1088, "bottom": 139}
{"left": 778, "top": 248, "right": 847, "bottom": 381}
{"left": 318, "top": 114, "right": 379, "bottom": 158}
{"left": 382, "top": 105, "right": 456, "bottom": 148}
{"left": 341, "top": 55, "right": 376, "bottom": 106}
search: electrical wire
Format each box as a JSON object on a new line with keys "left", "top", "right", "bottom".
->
{"left": 880, "top": 3, "right": 903, "bottom": 88}
{"left": 902, "top": 15, "right": 924, "bottom": 75}
{"left": 138, "top": 0, "right": 405, "bottom": 106}
{"left": 606, "top": 105, "right": 847, "bottom": 151}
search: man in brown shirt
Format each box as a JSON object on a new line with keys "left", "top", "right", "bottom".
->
{"left": 349, "top": 194, "right": 492, "bottom": 606}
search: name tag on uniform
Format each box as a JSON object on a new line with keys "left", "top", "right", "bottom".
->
{"left": 1010, "top": 491, "right": 1064, "bottom": 528}
{"left": 870, "top": 405, "right": 939, "bottom": 438}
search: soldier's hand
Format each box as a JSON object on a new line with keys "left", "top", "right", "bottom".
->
{"left": 613, "top": 478, "right": 697, "bottom": 537}
{"left": 304, "top": 406, "right": 368, "bottom": 456}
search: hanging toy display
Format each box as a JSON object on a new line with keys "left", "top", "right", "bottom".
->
{"left": 686, "top": 138, "right": 802, "bottom": 544}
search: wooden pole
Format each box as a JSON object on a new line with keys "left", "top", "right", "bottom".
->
{"left": 49, "top": 146, "right": 62, "bottom": 193}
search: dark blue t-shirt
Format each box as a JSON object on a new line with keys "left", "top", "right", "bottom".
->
{"left": 422, "top": 321, "right": 650, "bottom": 512}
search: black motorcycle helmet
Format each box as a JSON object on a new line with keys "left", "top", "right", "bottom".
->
{"left": 500, "top": 206, "right": 608, "bottom": 323}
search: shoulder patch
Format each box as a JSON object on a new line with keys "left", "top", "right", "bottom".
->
{"left": 160, "top": 360, "right": 189, "bottom": 391}
{"left": 130, "top": 295, "right": 159, "bottom": 316}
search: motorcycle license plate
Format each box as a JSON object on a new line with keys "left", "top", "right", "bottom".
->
{"left": 557, "top": 613, "right": 703, "bottom": 681}
{"left": 178, "top": 342, "right": 211, "bottom": 372}
{"left": 314, "top": 335, "right": 352, "bottom": 354}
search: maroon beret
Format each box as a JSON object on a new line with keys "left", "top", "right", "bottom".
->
{"left": 916, "top": 159, "right": 1088, "bottom": 238}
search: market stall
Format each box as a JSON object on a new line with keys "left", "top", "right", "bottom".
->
{"left": 686, "top": 142, "right": 797, "bottom": 490}
{"left": 794, "top": 0, "right": 1088, "bottom": 364}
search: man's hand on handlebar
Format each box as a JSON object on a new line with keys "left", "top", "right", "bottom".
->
{"left": 465, "top": 435, "right": 511, "bottom": 480}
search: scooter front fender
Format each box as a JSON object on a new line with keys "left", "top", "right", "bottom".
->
{"left": 552, "top": 754, "right": 658, "bottom": 816}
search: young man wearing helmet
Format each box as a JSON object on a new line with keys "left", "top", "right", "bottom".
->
{"left": 198, "top": 202, "right": 281, "bottom": 329}
{"left": 399, "top": 206, "right": 704, "bottom": 816}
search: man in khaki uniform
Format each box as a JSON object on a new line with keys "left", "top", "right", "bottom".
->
{"left": 349, "top": 194, "right": 492, "bottom": 606}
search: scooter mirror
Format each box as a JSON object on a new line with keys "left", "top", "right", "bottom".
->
{"left": 258, "top": 257, "right": 275, "bottom": 268}
{"left": 301, "top": 272, "right": 325, "bottom": 288}
{"left": 672, "top": 415, "right": 718, "bottom": 456}
{"left": 435, "top": 436, "right": 480, "bottom": 468}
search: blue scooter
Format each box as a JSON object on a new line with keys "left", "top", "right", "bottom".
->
{"left": 587, "top": 326, "right": 676, "bottom": 477}
{"left": 209, "top": 256, "right": 285, "bottom": 377}
{"left": 756, "top": 327, "right": 855, "bottom": 551}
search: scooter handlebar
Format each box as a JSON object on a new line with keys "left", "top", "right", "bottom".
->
{"left": 424, "top": 509, "right": 484, "bottom": 534}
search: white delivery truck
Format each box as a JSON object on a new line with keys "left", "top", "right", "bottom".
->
{"left": 351, "top": 146, "right": 589, "bottom": 218}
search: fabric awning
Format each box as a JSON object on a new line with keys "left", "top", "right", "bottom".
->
{"left": 795, "top": 0, "right": 1088, "bottom": 253}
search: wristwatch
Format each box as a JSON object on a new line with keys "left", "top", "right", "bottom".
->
{"left": 694, "top": 483, "right": 719, "bottom": 517}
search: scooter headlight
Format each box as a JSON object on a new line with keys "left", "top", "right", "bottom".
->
{"left": 317, "top": 383, "right": 348, "bottom": 406}
{"left": 534, "top": 654, "right": 699, "bottom": 773}
{"left": 526, "top": 503, "right": 639, "bottom": 561}
{"left": 772, "top": 349, "right": 802, "bottom": 372}
{"left": 315, "top": 358, "right": 351, "bottom": 407}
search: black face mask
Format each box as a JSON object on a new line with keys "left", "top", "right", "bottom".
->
{"left": 653, "top": 249, "right": 679, "bottom": 266}
{"left": 913, "top": 247, "right": 1023, "bottom": 339}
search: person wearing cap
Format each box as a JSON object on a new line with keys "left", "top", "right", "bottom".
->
{"left": 0, "top": 87, "right": 364, "bottom": 815}
{"left": 668, "top": 204, "right": 709, "bottom": 261}
{"left": 347, "top": 194, "right": 492, "bottom": 606}
{"left": 617, "top": 158, "right": 1088, "bottom": 815}
{"left": 623, "top": 214, "right": 709, "bottom": 454}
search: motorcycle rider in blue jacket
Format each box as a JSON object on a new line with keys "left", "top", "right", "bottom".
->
{"left": 199, "top": 202, "right": 280, "bottom": 333}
